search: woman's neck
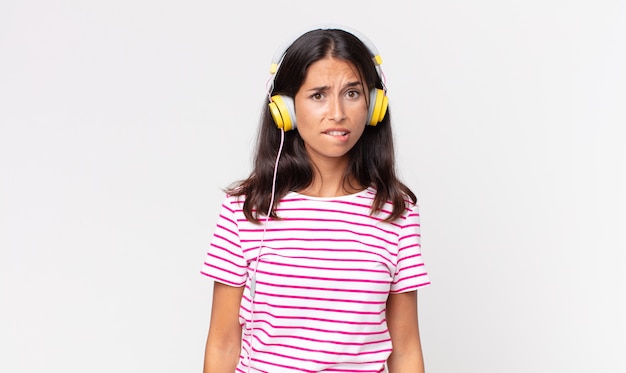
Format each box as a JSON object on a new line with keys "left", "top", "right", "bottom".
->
{"left": 298, "top": 159, "right": 363, "bottom": 198}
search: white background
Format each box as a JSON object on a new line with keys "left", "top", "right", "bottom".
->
{"left": 1, "top": 1, "right": 625, "bottom": 372}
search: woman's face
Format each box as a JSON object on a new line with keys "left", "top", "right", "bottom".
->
{"left": 294, "top": 57, "right": 368, "bottom": 167}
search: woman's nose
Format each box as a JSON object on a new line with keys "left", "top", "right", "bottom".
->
{"left": 328, "top": 96, "right": 346, "bottom": 122}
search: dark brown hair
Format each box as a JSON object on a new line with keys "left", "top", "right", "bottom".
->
{"left": 227, "top": 28, "right": 416, "bottom": 222}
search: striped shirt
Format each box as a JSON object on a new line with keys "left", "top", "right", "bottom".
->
{"left": 201, "top": 188, "right": 430, "bottom": 373}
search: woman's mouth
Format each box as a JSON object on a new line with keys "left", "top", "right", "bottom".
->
{"left": 325, "top": 130, "right": 348, "bottom": 136}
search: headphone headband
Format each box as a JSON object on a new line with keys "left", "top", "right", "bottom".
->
{"left": 269, "top": 24, "right": 383, "bottom": 75}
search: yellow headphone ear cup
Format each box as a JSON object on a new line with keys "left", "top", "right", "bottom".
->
{"left": 378, "top": 94, "right": 388, "bottom": 123}
{"left": 269, "top": 95, "right": 296, "bottom": 131}
{"left": 269, "top": 101, "right": 284, "bottom": 129}
{"left": 368, "top": 88, "right": 387, "bottom": 126}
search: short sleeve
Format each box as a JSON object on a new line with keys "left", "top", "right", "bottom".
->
{"left": 390, "top": 203, "right": 430, "bottom": 293}
{"left": 200, "top": 195, "right": 248, "bottom": 287}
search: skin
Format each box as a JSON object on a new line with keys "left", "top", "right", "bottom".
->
{"left": 386, "top": 291, "right": 426, "bottom": 373}
{"left": 293, "top": 57, "right": 368, "bottom": 197}
{"left": 203, "top": 56, "right": 425, "bottom": 373}
{"left": 203, "top": 282, "right": 244, "bottom": 373}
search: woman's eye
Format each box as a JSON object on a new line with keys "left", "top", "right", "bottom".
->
{"left": 346, "top": 90, "right": 360, "bottom": 98}
{"left": 311, "top": 93, "right": 323, "bottom": 100}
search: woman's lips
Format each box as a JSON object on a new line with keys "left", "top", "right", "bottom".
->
{"left": 325, "top": 130, "right": 348, "bottom": 136}
{"left": 323, "top": 129, "right": 350, "bottom": 142}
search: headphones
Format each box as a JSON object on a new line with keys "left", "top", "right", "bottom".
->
{"left": 267, "top": 25, "right": 389, "bottom": 132}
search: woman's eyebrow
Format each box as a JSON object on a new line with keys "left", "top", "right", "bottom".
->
{"left": 305, "top": 81, "right": 364, "bottom": 92}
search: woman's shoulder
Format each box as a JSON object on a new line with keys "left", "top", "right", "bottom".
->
{"left": 218, "top": 190, "right": 246, "bottom": 210}
{"left": 368, "top": 187, "right": 420, "bottom": 222}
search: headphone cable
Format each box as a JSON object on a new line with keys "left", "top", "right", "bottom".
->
{"left": 247, "top": 128, "right": 285, "bottom": 373}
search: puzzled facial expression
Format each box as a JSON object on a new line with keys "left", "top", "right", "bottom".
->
{"left": 294, "top": 57, "right": 369, "bottom": 165}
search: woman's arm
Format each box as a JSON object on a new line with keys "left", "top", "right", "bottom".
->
{"left": 203, "top": 281, "right": 245, "bottom": 373}
{"left": 386, "top": 290, "right": 425, "bottom": 373}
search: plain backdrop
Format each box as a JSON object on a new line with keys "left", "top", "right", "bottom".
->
{"left": 1, "top": 1, "right": 625, "bottom": 372}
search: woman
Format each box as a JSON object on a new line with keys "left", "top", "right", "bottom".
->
{"left": 202, "top": 26, "right": 430, "bottom": 373}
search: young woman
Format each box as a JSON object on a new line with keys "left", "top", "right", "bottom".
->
{"left": 201, "top": 26, "right": 430, "bottom": 373}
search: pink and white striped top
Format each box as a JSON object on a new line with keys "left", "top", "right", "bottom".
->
{"left": 201, "top": 188, "right": 430, "bottom": 373}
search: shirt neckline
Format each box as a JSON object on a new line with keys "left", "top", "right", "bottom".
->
{"left": 286, "top": 187, "right": 375, "bottom": 201}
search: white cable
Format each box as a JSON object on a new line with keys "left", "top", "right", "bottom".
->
{"left": 246, "top": 128, "right": 285, "bottom": 373}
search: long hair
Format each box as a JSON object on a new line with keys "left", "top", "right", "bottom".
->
{"left": 227, "top": 28, "right": 416, "bottom": 223}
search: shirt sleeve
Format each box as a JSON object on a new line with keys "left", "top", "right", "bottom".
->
{"left": 390, "top": 202, "right": 430, "bottom": 293}
{"left": 200, "top": 195, "right": 248, "bottom": 287}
